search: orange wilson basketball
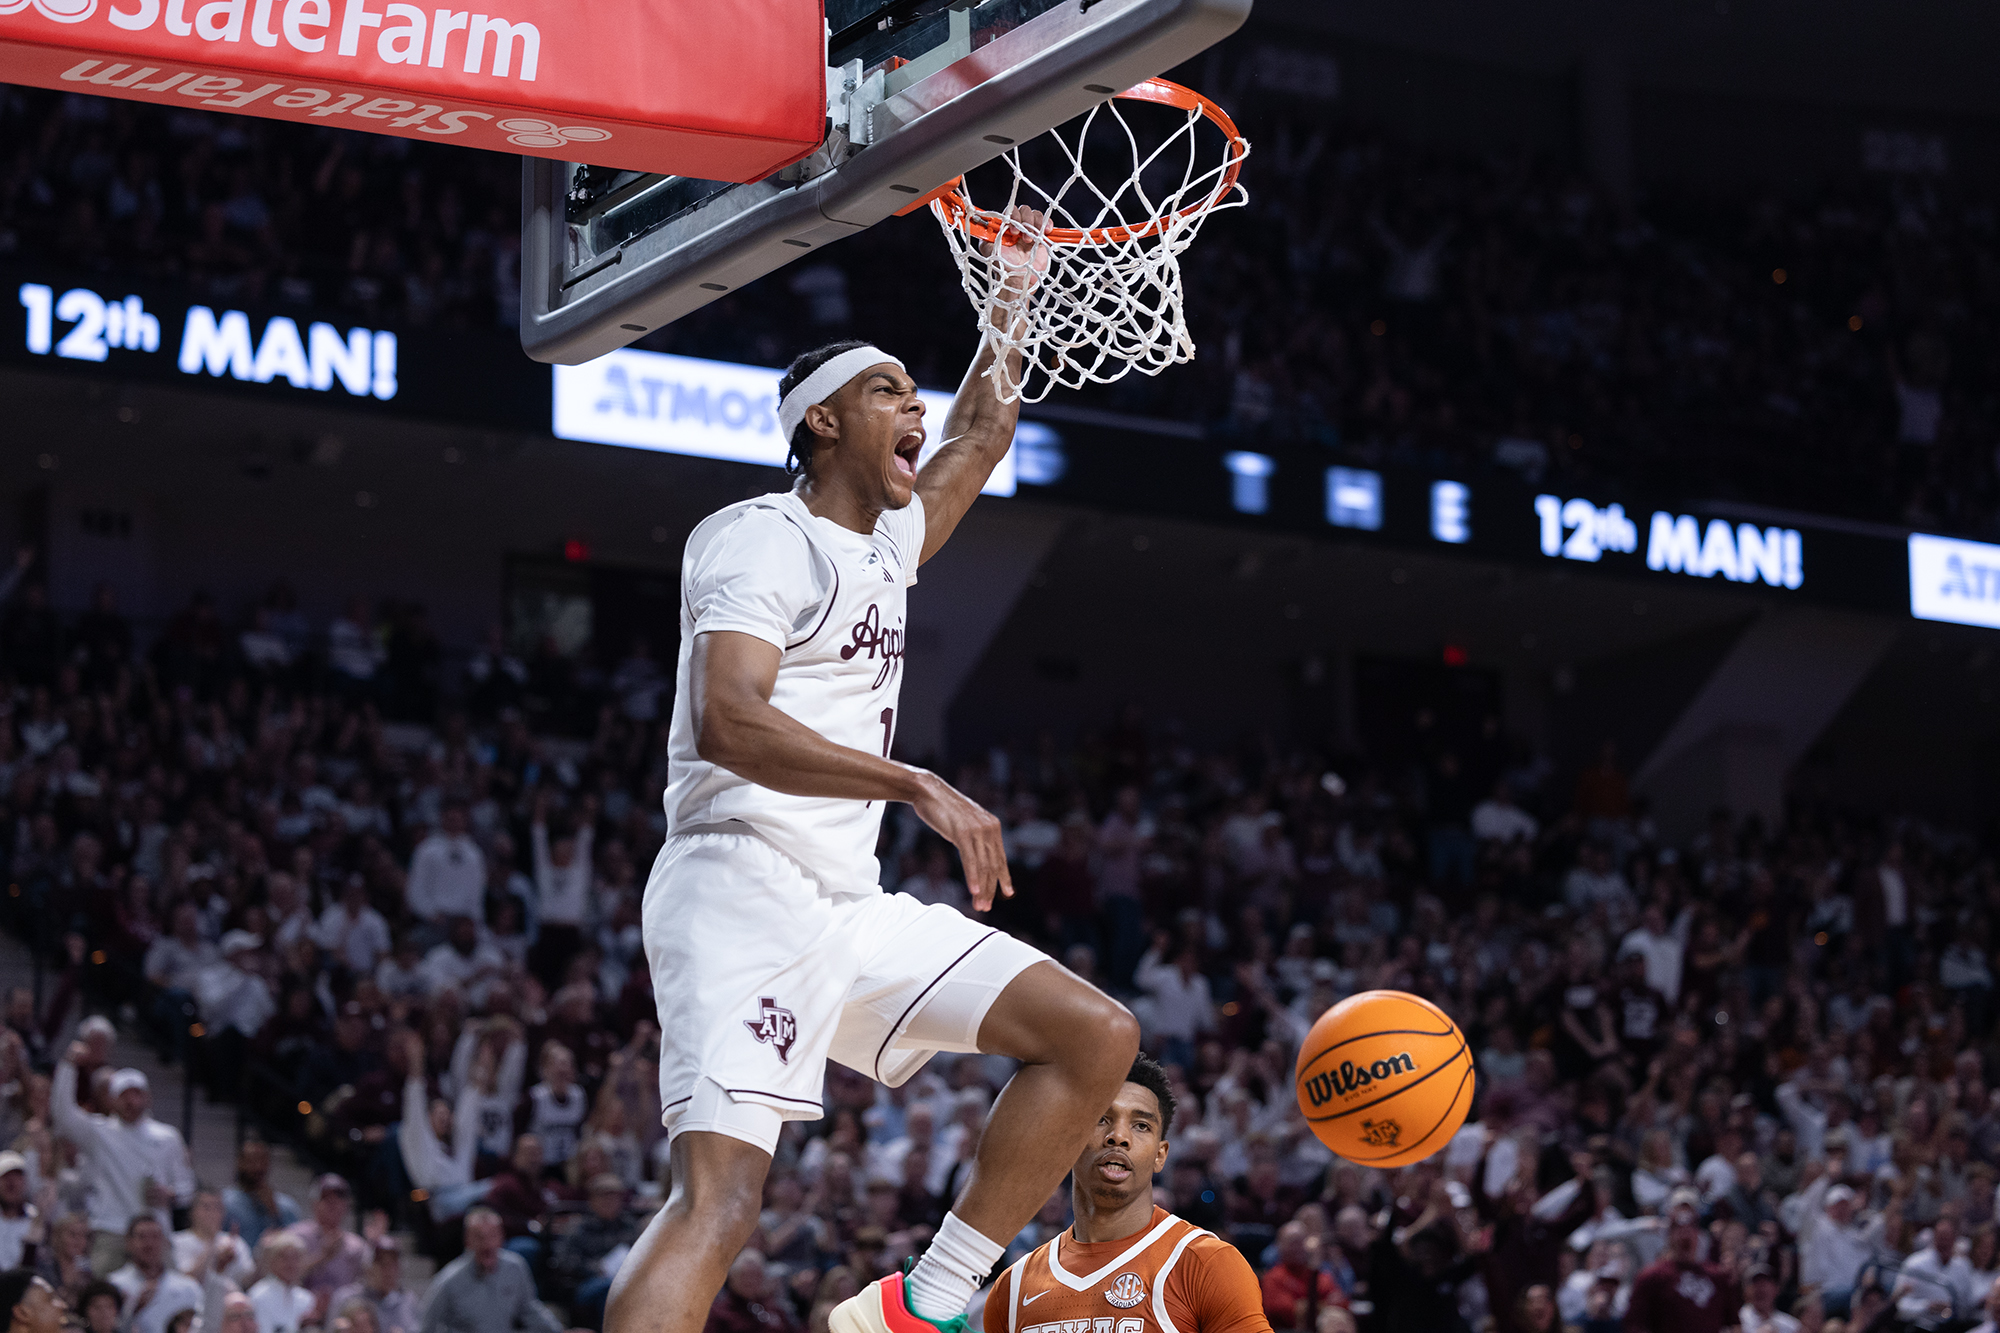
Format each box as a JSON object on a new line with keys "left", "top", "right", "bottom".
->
{"left": 1294, "top": 989, "right": 1474, "bottom": 1168}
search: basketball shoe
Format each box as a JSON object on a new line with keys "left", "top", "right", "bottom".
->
{"left": 828, "top": 1271, "right": 966, "bottom": 1333}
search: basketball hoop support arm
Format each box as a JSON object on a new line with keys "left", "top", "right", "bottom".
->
{"left": 519, "top": 0, "right": 1251, "bottom": 365}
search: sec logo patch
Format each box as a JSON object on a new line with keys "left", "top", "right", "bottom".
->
{"left": 1104, "top": 1273, "right": 1146, "bottom": 1308}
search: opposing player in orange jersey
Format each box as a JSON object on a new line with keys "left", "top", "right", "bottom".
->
{"left": 985, "top": 1055, "right": 1270, "bottom": 1333}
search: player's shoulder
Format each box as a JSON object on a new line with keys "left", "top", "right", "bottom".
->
{"left": 687, "top": 494, "right": 816, "bottom": 565}
{"left": 1176, "top": 1222, "right": 1254, "bottom": 1273}
{"left": 695, "top": 492, "right": 811, "bottom": 543}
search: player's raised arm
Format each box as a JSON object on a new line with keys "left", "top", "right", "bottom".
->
{"left": 691, "top": 630, "right": 1012, "bottom": 906}
{"left": 915, "top": 204, "right": 1050, "bottom": 564}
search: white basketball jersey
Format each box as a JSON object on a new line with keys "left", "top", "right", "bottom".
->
{"left": 663, "top": 488, "right": 923, "bottom": 895}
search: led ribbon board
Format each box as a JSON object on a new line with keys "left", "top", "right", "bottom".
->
{"left": 0, "top": 0, "right": 823, "bottom": 182}
{"left": 553, "top": 347, "right": 1020, "bottom": 498}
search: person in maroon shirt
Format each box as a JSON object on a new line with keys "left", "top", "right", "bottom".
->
{"left": 1625, "top": 1193, "right": 1741, "bottom": 1333}
{"left": 1262, "top": 1220, "right": 1343, "bottom": 1330}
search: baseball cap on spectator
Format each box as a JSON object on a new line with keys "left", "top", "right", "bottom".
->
{"left": 371, "top": 1236, "right": 401, "bottom": 1256}
{"left": 109, "top": 1069, "right": 148, "bottom": 1097}
{"left": 0, "top": 1153, "right": 25, "bottom": 1177}
{"left": 1825, "top": 1185, "right": 1857, "bottom": 1206}
{"left": 311, "top": 1174, "right": 352, "bottom": 1199}
{"left": 1666, "top": 1187, "right": 1701, "bottom": 1221}
{"left": 588, "top": 1174, "right": 625, "bottom": 1196}
{"left": 1746, "top": 1264, "right": 1776, "bottom": 1283}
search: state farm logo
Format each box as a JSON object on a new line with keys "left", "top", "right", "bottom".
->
{"left": 0, "top": 0, "right": 97, "bottom": 21}
{"left": 497, "top": 118, "right": 611, "bottom": 149}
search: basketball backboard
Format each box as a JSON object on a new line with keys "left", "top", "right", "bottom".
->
{"left": 519, "top": 0, "right": 1252, "bottom": 365}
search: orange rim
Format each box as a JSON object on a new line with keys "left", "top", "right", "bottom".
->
{"left": 931, "top": 77, "right": 1247, "bottom": 248}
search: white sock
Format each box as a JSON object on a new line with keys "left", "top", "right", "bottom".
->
{"left": 906, "top": 1211, "right": 1006, "bottom": 1322}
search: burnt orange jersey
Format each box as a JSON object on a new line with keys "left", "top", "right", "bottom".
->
{"left": 985, "top": 1207, "right": 1270, "bottom": 1333}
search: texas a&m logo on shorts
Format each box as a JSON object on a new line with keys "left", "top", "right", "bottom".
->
{"left": 744, "top": 996, "right": 798, "bottom": 1063}
{"left": 1104, "top": 1273, "right": 1147, "bottom": 1308}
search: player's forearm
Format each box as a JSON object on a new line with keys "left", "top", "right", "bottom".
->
{"left": 918, "top": 350, "right": 1022, "bottom": 562}
{"left": 950, "top": 333, "right": 1024, "bottom": 452}
{"left": 698, "top": 696, "right": 929, "bottom": 805}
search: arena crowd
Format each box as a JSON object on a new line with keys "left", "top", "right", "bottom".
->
{"left": 4, "top": 56, "right": 1999, "bottom": 535}
{"left": 1, "top": 567, "right": 1998, "bottom": 1333}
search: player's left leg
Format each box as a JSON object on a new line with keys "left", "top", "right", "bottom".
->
{"left": 941, "top": 960, "right": 1139, "bottom": 1240}
{"left": 833, "top": 951, "right": 1137, "bottom": 1333}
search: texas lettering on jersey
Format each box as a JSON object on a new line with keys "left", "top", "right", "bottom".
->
{"left": 1022, "top": 1318, "right": 1148, "bottom": 1333}
{"left": 989, "top": 1209, "right": 1270, "bottom": 1333}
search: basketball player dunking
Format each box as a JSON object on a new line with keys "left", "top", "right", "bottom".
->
{"left": 988, "top": 1055, "right": 1270, "bottom": 1333}
{"left": 606, "top": 206, "right": 1142, "bottom": 1333}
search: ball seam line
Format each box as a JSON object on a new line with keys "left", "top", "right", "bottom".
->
{"left": 1296, "top": 1026, "right": 1459, "bottom": 1074}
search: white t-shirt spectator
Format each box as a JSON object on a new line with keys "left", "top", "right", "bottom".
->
{"left": 527, "top": 1082, "right": 589, "bottom": 1167}
{"left": 194, "top": 956, "right": 277, "bottom": 1038}
{"left": 1565, "top": 864, "right": 1634, "bottom": 918}
{"left": 1006, "top": 814, "right": 1061, "bottom": 870}
{"left": 375, "top": 952, "right": 429, "bottom": 1001}
{"left": 1879, "top": 864, "right": 1909, "bottom": 927}
{"left": 1897, "top": 1242, "right": 1978, "bottom": 1320}
{"left": 1471, "top": 797, "right": 1539, "bottom": 844}
{"left": 172, "top": 1229, "right": 256, "bottom": 1285}
{"left": 531, "top": 822, "right": 593, "bottom": 928}
{"left": 1740, "top": 1305, "right": 1801, "bottom": 1333}
{"left": 52, "top": 1059, "right": 197, "bottom": 1234}
{"left": 1942, "top": 943, "right": 1993, "bottom": 992}
{"left": 399, "top": 1077, "right": 477, "bottom": 1192}
{"left": 420, "top": 938, "right": 506, "bottom": 1003}
{"left": 108, "top": 1265, "right": 204, "bottom": 1333}
{"left": 1694, "top": 1152, "right": 1738, "bottom": 1202}
{"left": 1619, "top": 926, "right": 1685, "bottom": 1004}
{"left": 327, "top": 616, "right": 383, "bottom": 682}
{"left": 144, "top": 936, "right": 218, "bottom": 992}
{"left": 899, "top": 867, "right": 969, "bottom": 915}
{"left": 1133, "top": 949, "right": 1216, "bottom": 1044}
{"left": 0, "top": 1206, "right": 33, "bottom": 1269}
{"left": 406, "top": 833, "right": 486, "bottom": 923}
{"left": 1794, "top": 1178, "right": 1875, "bottom": 1294}
{"left": 248, "top": 1275, "right": 316, "bottom": 1333}
{"left": 315, "top": 901, "right": 393, "bottom": 974}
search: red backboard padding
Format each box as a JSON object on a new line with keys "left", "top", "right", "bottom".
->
{"left": 0, "top": 0, "right": 826, "bottom": 183}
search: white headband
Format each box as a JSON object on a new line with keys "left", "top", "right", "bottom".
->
{"left": 778, "top": 345, "right": 905, "bottom": 441}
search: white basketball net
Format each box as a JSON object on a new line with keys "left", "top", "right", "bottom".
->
{"left": 930, "top": 80, "right": 1251, "bottom": 404}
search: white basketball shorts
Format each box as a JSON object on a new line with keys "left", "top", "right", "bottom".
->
{"left": 642, "top": 825, "right": 1047, "bottom": 1156}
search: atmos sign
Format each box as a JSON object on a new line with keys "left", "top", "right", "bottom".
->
{"left": 552, "top": 346, "right": 1018, "bottom": 496}
{"left": 1909, "top": 533, "right": 2000, "bottom": 629}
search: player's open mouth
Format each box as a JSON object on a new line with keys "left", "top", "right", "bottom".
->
{"left": 1095, "top": 1153, "right": 1134, "bottom": 1182}
{"left": 893, "top": 432, "right": 923, "bottom": 478}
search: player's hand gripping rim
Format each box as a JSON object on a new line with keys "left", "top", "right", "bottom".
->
{"left": 909, "top": 770, "right": 1012, "bottom": 911}
{"left": 982, "top": 203, "right": 1051, "bottom": 302}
